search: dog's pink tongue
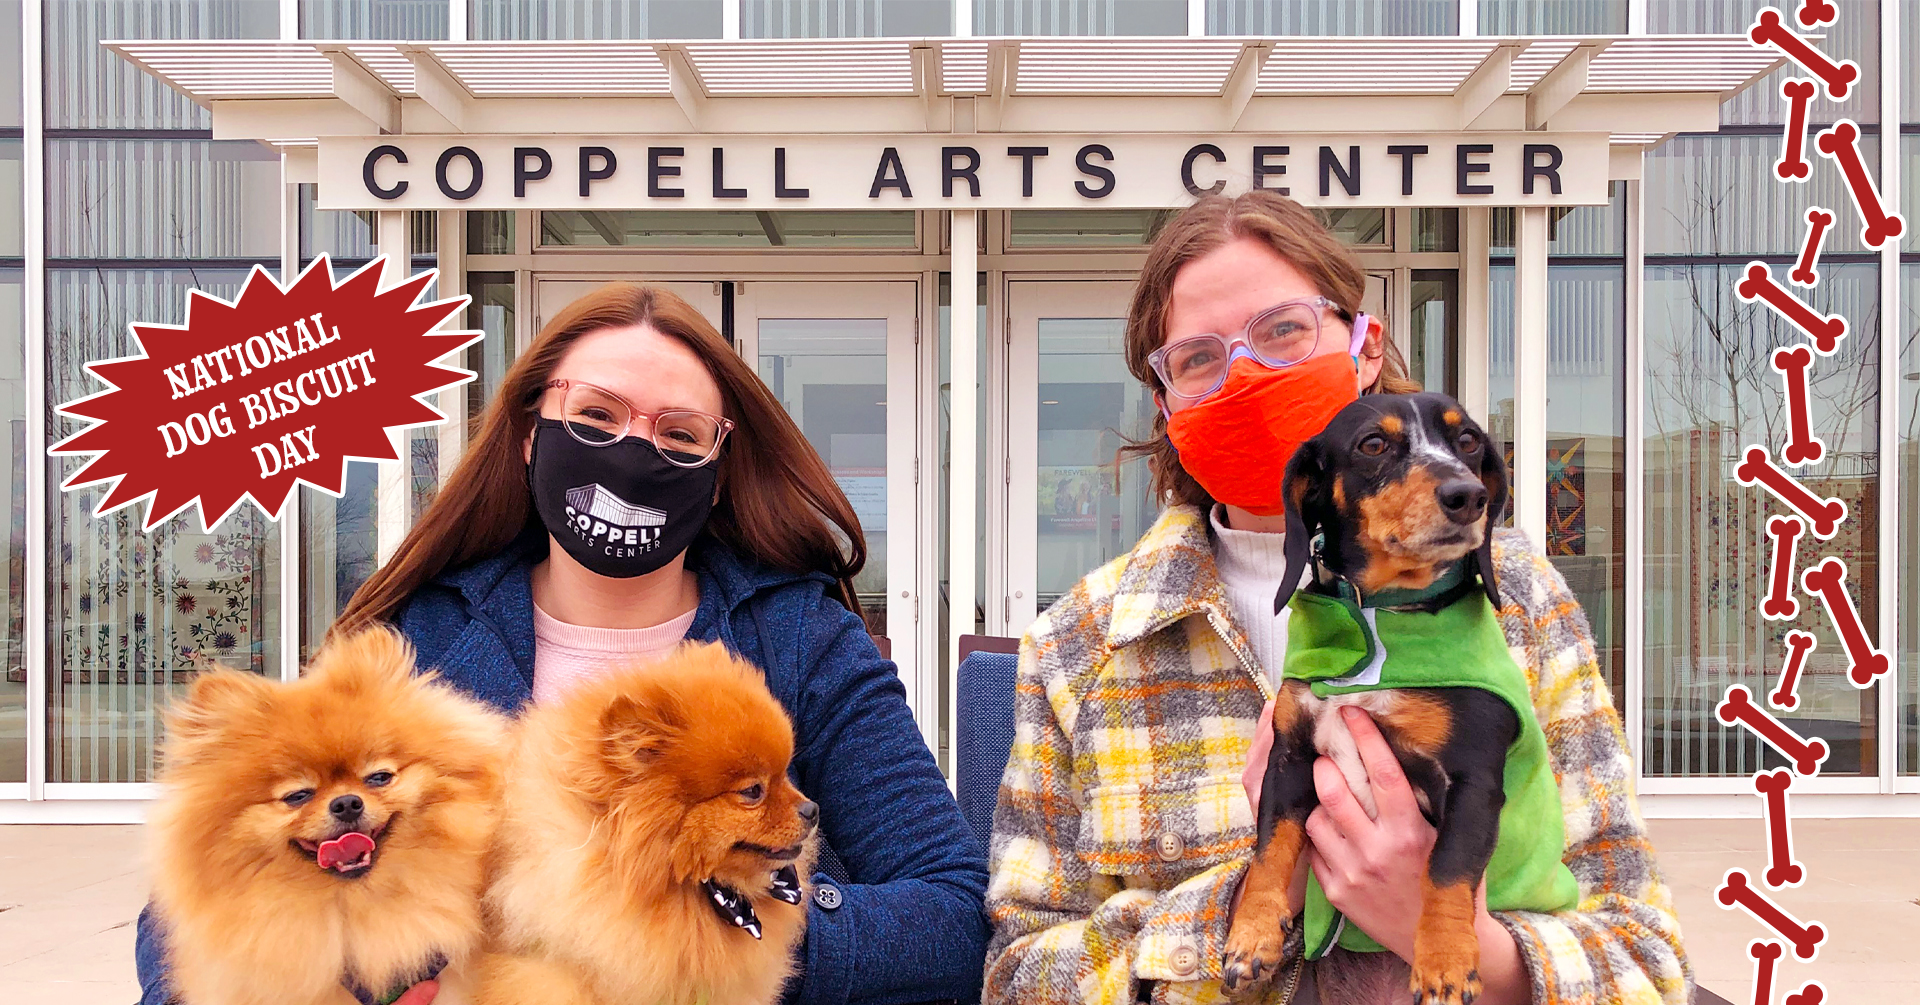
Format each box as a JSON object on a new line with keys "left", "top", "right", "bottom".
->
{"left": 315, "top": 831, "right": 375, "bottom": 871}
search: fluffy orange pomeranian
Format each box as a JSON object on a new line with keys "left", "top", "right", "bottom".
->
{"left": 147, "top": 627, "right": 509, "bottom": 1005}
{"left": 474, "top": 641, "right": 819, "bottom": 1005}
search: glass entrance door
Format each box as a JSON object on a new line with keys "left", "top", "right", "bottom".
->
{"left": 534, "top": 279, "right": 722, "bottom": 338}
{"left": 732, "top": 282, "right": 928, "bottom": 738}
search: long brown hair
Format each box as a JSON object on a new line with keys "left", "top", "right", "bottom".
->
{"left": 1122, "top": 190, "right": 1422, "bottom": 509}
{"left": 334, "top": 282, "right": 867, "bottom": 637}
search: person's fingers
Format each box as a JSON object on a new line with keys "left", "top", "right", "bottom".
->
{"left": 1339, "top": 706, "right": 1422, "bottom": 820}
{"left": 1312, "top": 753, "right": 1375, "bottom": 837}
{"left": 1242, "top": 698, "right": 1278, "bottom": 808}
{"left": 391, "top": 981, "right": 439, "bottom": 1005}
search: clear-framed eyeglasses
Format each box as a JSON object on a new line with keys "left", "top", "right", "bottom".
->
{"left": 544, "top": 379, "right": 734, "bottom": 468}
{"left": 1146, "top": 296, "right": 1365, "bottom": 401}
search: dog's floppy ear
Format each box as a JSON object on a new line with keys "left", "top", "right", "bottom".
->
{"left": 601, "top": 686, "right": 689, "bottom": 762}
{"left": 1276, "top": 440, "right": 1329, "bottom": 615}
{"left": 1474, "top": 431, "right": 1510, "bottom": 607}
{"left": 164, "top": 668, "right": 271, "bottom": 747}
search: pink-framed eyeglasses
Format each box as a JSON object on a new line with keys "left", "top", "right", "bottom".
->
{"left": 544, "top": 378, "right": 735, "bottom": 468}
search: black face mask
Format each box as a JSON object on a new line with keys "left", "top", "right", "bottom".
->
{"left": 528, "top": 417, "right": 718, "bottom": 579}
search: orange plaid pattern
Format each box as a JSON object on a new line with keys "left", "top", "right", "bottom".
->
{"left": 983, "top": 506, "right": 1689, "bottom": 1005}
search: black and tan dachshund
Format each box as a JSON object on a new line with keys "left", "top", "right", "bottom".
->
{"left": 1222, "top": 391, "right": 1513, "bottom": 1005}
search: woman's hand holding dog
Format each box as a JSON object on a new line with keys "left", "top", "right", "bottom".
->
{"left": 1239, "top": 704, "right": 1533, "bottom": 1005}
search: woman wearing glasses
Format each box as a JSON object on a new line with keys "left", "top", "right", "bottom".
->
{"left": 135, "top": 283, "right": 990, "bottom": 1005}
{"left": 984, "top": 192, "right": 1685, "bottom": 1005}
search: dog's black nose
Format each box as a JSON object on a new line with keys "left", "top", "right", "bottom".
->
{"left": 1437, "top": 479, "right": 1488, "bottom": 524}
{"left": 329, "top": 794, "right": 364, "bottom": 822}
{"left": 796, "top": 800, "right": 819, "bottom": 824}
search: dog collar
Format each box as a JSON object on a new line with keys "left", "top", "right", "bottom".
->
{"left": 343, "top": 951, "right": 446, "bottom": 1005}
{"left": 1305, "top": 536, "right": 1474, "bottom": 611}
{"left": 702, "top": 864, "right": 804, "bottom": 940}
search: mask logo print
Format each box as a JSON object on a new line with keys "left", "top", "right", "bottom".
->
{"left": 564, "top": 483, "right": 666, "bottom": 558}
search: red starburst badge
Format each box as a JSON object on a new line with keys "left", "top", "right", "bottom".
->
{"left": 50, "top": 256, "right": 480, "bottom": 532}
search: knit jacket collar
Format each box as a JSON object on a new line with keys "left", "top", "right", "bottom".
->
{"left": 1102, "top": 506, "right": 1263, "bottom": 672}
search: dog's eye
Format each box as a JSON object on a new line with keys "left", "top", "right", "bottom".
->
{"left": 364, "top": 771, "right": 394, "bottom": 788}
{"left": 281, "top": 789, "right": 315, "bottom": 808}
{"left": 739, "top": 783, "right": 765, "bottom": 804}
{"left": 1456, "top": 430, "right": 1481, "bottom": 452}
{"left": 1358, "top": 434, "right": 1389, "bottom": 457}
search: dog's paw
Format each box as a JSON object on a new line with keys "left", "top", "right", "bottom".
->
{"left": 1220, "top": 915, "right": 1293, "bottom": 996}
{"left": 1410, "top": 963, "right": 1482, "bottom": 1005}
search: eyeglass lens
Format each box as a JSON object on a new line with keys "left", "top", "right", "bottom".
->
{"left": 558, "top": 382, "right": 722, "bottom": 464}
{"left": 1160, "top": 302, "right": 1324, "bottom": 397}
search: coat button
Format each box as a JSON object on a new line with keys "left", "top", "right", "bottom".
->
{"left": 813, "top": 884, "right": 842, "bottom": 910}
{"left": 1156, "top": 832, "right": 1185, "bottom": 861}
{"left": 1169, "top": 944, "right": 1199, "bottom": 976}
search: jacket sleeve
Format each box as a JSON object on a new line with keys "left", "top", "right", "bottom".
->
{"left": 135, "top": 903, "right": 176, "bottom": 1004}
{"left": 782, "top": 589, "right": 991, "bottom": 1005}
{"left": 1493, "top": 540, "right": 1692, "bottom": 1005}
{"left": 982, "top": 638, "right": 1248, "bottom": 1005}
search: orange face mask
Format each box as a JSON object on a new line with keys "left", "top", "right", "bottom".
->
{"left": 1163, "top": 351, "right": 1360, "bottom": 517}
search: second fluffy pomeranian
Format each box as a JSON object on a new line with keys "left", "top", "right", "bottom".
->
{"left": 147, "top": 626, "right": 510, "bottom": 1005}
{"left": 475, "top": 640, "right": 819, "bottom": 1005}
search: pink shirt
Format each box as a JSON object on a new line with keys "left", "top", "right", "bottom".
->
{"left": 530, "top": 603, "right": 698, "bottom": 706}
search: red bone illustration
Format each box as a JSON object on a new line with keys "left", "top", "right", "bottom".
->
{"left": 1775, "top": 79, "right": 1815, "bottom": 181}
{"left": 1790, "top": 208, "right": 1832, "bottom": 286}
{"left": 1771, "top": 630, "right": 1815, "bottom": 711}
{"left": 1717, "top": 868, "right": 1826, "bottom": 959}
{"left": 1736, "top": 263, "right": 1846, "bottom": 355}
{"left": 1801, "top": 557, "right": 1890, "bottom": 686}
{"left": 1754, "top": 769, "right": 1804, "bottom": 888}
{"left": 1796, "top": 0, "right": 1837, "bottom": 26}
{"left": 1749, "top": 8, "right": 1858, "bottom": 100}
{"left": 1716, "top": 684, "right": 1829, "bottom": 776}
{"left": 1745, "top": 941, "right": 1783, "bottom": 1005}
{"left": 1786, "top": 984, "right": 1825, "bottom": 1005}
{"left": 1816, "top": 120, "right": 1906, "bottom": 248}
{"left": 1734, "top": 446, "right": 1846, "bottom": 538}
{"left": 1770, "top": 347, "right": 1822, "bottom": 466}
{"left": 1762, "top": 516, "right": 1805, "bottom": 620}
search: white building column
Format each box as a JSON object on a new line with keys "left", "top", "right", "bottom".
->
{"left": 375, "top": 212, "right": 411, "bottom": 567}
{"left": 1876, "top": 0, "right": 1900, "bottom": 792}
{"left": 1512, "top": 206, "right": 1550, "bottom": 550}
{"left": 21, "top": 0, "right": 46, "bottom": 801}
{"left": 946, "top": 210, "right": 979, "bottom": 788}
{"left": 278, "top": 159, "right": 301, "bottom": 681}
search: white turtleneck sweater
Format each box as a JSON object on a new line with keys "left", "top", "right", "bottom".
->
{"left": 1208, "top": 504, "right": 1301, "bottom": 686}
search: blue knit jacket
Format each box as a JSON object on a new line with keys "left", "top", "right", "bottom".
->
{"left": 136, "top": 533, "right": 989, "bottom": 1005}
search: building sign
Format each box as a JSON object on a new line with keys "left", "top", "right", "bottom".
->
{"left": 315, "top": 133, "right": 1613, "bottom": 211}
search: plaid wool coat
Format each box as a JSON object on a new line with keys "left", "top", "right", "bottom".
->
{"left": 983, "top": 506, "right": 1689, "bottom": 1005}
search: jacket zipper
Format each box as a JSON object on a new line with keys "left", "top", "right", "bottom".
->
{"left": 1204, "top": 608, "right": 1274, "bottom": 702}
{"left": 1277, "top": 957, "right": 1305, "bottom": 1004}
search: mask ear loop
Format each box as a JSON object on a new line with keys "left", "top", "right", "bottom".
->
{"left": 1348, "top": 312, "right": 1372, "bottom": 358}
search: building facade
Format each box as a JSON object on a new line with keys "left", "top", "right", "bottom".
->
{"left": 0, "top": 0, "right": 1914, "bottom": 819}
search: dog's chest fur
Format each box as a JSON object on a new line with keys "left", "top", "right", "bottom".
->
{"left": 1294, "top": 689, "right": 1435, "bottom": 822}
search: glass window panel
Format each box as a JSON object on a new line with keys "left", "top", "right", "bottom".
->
{"left": 1478, "top": 0, "right": 1624, "bottom": 34}
{"left": 0, "top": 138, "right": 21, "bottom": 258}
{"left": 471, "top": 0, "right": 723, "bottom": 38}
{"left": 1407, "top": 269, "right": 1458, "bottom": 397}
{"left": 301, "top": 0, "right": 449, "bottom": 38}
{"left": 1006, "top": 209, "right": 1172, "bottom": 248}
{"left": 1903, "top": 263, "right": 1919, "bottom": 775}
{"left": 976, "top": 0, "right": 1186, "bottom": 35}
{"left": 1034, "top": 317, "right": 1157, "bottom": 609}
{"left": 744, "top": 0, "right": 952, "bottom": 37}
{"left": 538, "top": 210, "right": 917, "bottom": 248}
{"left": 0, "top": 0, "right": 20, "bottom": 129}
{"left": 1490, "top": 185, "right": 1624, "bottom": 257}
{"left": 299, "top": 470, "right": 376, "bottom": 663}
{"left": 45, "top": 0, "right": 279, "bottom": 130}
{"left": 1643, "top": 262, "right": 1880, "bottom": 777}
{"left": 47, "top": 267, "right": 279, "bottom": 783}
{"left": 1649, "top": 0, "right": 1878, "bottom": 127}
{"left": 1412, "top": 207, "right": 1458, "bottom": 253}
{"left": 1905, "top": 134, "right": 1919, "bottom": 255}
{"left": 464, "top": 271, "right": 518, "bottom": 425}
{"left": 48, "top": 139, "right": 281, "bottom": 260}
{"left": 0, "top": 269, "right": 20, "bottom": 782}
{"left": 466, "top": 210, "right": 515, "bottom": 255}
{"left": 1320, "top": 207, "right": 1388, "bottom": 247}
{"left": 1644, "top": 133, "right": 1880, "bottom": 258}
{"left": 759, "top": 318, "right": 889, "bottom": 624}
{"left": 1208, "top": 0, "right": 1456, "bottom": 34}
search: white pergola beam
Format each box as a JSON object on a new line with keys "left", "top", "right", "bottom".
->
{"left": 321, "top": 48, "right": 399, "bottom": 134}
{"left": 661, "top": 46, "right": 707, "bottom": 131}
{"left": 913, "top": 44, "right": 946, "bottom": 131}
{"left": 1527, "top": 43, "right": 1605, "bottom": 130}
{"left": 1455, "top": 43, "right": 1519, "bottom": 130}
{"left": 981, "top": 41, "right": 1016, "bottom": 132}
{"left": 404, "top": 48, "right": 471, "bottom": 132}
{"left": 1220, "top": 42, "right": 1269, "bottom": 130}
